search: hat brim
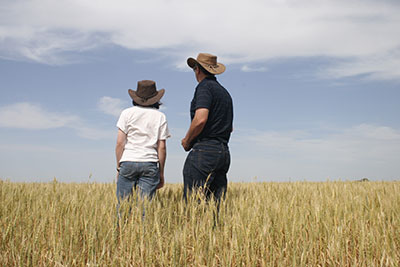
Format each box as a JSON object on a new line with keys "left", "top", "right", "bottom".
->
{"left": 187, "top": 57, "right": 226, "bottom": 75}
{"left": 128, "top": 89, "right": 165, "bottom": 106}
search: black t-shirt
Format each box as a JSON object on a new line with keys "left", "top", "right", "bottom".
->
{"left": 190, "top": 76, "right": 233, "bottom": 144}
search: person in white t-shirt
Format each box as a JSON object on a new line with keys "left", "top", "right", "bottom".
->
{"left": 115, "top": 80, "right": 170, "bottom": 206}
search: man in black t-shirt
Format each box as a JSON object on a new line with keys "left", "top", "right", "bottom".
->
{"left": 181, "top": 53, "right": 233, "bottom": 202}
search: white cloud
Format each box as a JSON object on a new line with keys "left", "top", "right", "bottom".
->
{"left": 0, "top": 102, "right": 113, "bottom": 140}
{"left": 322, "top": 50, "right": 400, "bottom": 80}
{"left": 241, "top": 65, "right": 268, "bottom": 73}
{"left": 0, "top": 102, "right": 78, "bottom": 129}
{"left": 98, "top": 96, "right": 126, "bottom": 117}
{"left": 230, "top": 124, "right": 400, "bottom": 181}
{"left": 1, "top": 0, "right": 399, "bottom": 79}
{"left": 71, "top": 124, "right": 114, "bottom": 140}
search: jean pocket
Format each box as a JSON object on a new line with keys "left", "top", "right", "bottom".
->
{"left": 119, "top": 162, "right": 131, "bottom": 177}
{"left": 143, "top": 163, "right": 159, "bottom": 179}
{"left": 194, "top": 149, "right": 223, "bottom": 174}
{"left": 119, "top": 162, "right": 141, "bottom": 178}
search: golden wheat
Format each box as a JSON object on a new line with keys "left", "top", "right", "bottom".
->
{"left": 1, "top": 180, "right": 399, "bottom": 266}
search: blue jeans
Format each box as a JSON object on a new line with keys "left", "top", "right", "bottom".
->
{"left": 116, "top": 161, "right": 160, "bottom": 201}
{"left": 183, "top": 139, "right": 230, "bottom": 202}
{"left": 116, "top": 162, "right": 159, "bottom": 223}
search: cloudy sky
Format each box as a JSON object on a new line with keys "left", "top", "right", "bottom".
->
{"left": 1, "top": 0, "right": 399, "bottom": 183}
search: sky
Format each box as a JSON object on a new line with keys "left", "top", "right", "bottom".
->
{"left": 0, "top": 0, "right": 399, "bottom": 183}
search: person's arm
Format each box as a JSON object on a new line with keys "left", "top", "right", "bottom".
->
{"left": 115, "top": 129, "right": 127, "bottom": 175}
{"left": 156, "top": 139, "right": 166, "bottom": 189}
{"left": 181, "top": 108, "right": 209, "bottom": 151}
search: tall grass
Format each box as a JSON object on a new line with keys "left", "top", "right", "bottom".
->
{"left": 1, "top": 180, "right": 399, "bottom": 266}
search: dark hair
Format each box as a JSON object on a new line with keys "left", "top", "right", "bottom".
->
{"left": 195, "top": 63, "right": 215, "bottom": 77}
{"left": 132, "top": 100, "right": 161, "bottom": 109}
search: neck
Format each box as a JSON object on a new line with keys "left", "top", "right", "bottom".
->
{"left": 196, "top": 72, "right": 208, "bottom": 83}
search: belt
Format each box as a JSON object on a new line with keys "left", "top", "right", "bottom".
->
{"left": 197, "top": 137, "right": 227, "bottom": 144}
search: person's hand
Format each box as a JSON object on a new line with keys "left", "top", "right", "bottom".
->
{"left": 181, "top": 138, "right": 191, "bottom": 152}
{"left": 157, "top": 173, "right": 165, "bottom": 189}
{"left": 116, "top": 172, "right": 119, "bottom": 183}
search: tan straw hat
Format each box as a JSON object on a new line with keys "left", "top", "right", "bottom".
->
{"left": 128, "top": 80, "right": 165, "bottom": 106}
{"left": 187, "top": 53, "right": 226, "bottom": 75}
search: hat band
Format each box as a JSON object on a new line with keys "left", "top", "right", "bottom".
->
{"left": 137, "top": 91, "right": 157, "bottom": 101}
{"left": 198, "top": 61, "right": 220, "bottom": 70}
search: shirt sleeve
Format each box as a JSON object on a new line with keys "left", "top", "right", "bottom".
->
{"left": 158, "top": 115, "right": 171, "bottom": 140}
{"left": 116, "top": 110, "right": 127, "bottom": 133}
{"left": 194, "top": 84, "right": 212, "bottom": 110}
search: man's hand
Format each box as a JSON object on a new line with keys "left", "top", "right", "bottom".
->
{"left": 157, "top": 173, "right": 165, "bottom": 189}
{"left": 181, "top": 138, "right": 191, "bottom": 151}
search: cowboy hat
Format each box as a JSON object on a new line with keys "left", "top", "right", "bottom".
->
{"left": 128, "top": 80, "right": 165, "bottom": 106}
{"left": 187, "top": 53, "right": 226, "bottom": 75}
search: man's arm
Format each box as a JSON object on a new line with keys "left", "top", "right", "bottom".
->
{"left": 157, "top": 139, "right": 166, "bottom": 189}
{"left": 181, "top": 108, "right": 209, "bottom": 151}
{"left": 115, "top": 129, "right": 127, "bottom": 172}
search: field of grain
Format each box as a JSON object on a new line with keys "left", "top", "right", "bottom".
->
{"left": 1, "top": 180, "right": 399, "bottom": 266}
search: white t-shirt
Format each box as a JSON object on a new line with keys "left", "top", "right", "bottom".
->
{"left": 117, "top": 106, "right": 171, "bottom": 163}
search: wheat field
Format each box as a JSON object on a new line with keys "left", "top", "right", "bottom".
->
{"left": 1, "top": 180, "right": 399, "bottom": 266}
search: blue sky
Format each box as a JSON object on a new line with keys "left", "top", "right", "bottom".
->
{"left": 1, "top": 0, "right": 399, "bottom": 183}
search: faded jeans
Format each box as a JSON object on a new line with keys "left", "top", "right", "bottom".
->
{"left": 116, "top": 161, "right": 159, "bottom": 221}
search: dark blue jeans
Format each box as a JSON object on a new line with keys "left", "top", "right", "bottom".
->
{"left": 183, "top": 139, "right": 230, "bottom": 202}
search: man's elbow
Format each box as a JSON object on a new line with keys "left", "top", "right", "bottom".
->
{"left": 197, "top": 117, "right": 208, "bottom": 128}
{"left": 194, "top": 108, "right": 209, "bottom": 128}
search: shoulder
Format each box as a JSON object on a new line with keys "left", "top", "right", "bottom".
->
{"left": 195, "top": 79, "right": 214, "bottom": 96}
{"left": 142, "top": 107, "right": 167, "bottom": 119}
{"left": 119, "top": 106, "right": 136, "bottom": 116}
{"left": 200, "top": 77, "right": 218, "bottom": 87}
{"left": 119, "top": 107, "right": 131, "bottom": 116}
{"left": 154, "top": 109, "right": 168, "bottom": 120}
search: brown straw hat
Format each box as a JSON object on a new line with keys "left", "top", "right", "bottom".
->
{"left": 187, "top": 53, "right": 226, "bottom": 75}
{"left": 128, "top": 80, "right": 165, "bottom": 106}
